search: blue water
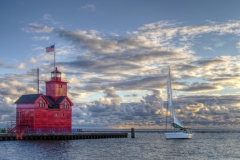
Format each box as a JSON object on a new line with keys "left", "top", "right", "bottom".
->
{"left": 0, "top": 132, "right": 240, "bottom": 160}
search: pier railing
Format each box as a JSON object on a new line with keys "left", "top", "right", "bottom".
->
{"left": 24, "top": 128, "right": 72, "bottom": 134}
{"left": 45, "top": 77, "right": 68, "bottom": 82}
{"left": 7, "top": 126, "right": 83, "bottom": 134}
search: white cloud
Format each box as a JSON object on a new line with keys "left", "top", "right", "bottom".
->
{"left": 81, "top": 4, "right": 96, "bottom": 11}
{"left": 215, "top": 42, "right": 225, "bottom": 47}
{"left": 17, "top": 63, "right": 26, "bottom": 69}
{"left": 42, "top": 14, "right": 58, "bottom": 24}
{"left": 236, "top": 42, "right": 240, "bottom": 49}
{"left": 68, "top": 75, "right": 79, "bottom": 84}
{"left": 203, "top": 46, "right": 214, "bottom": 51}
{"left": 29, "top": 57, "right": 37, "bottom": 64}
{"left": 32, "top": 36, "right": 49, "bottom": 41}
{"left": 24, "top": 23, "right": 54, "bottom": 33}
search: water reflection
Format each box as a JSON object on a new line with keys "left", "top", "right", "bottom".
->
{"left": 0, "top": 132, "right": 240, "bottom": 160}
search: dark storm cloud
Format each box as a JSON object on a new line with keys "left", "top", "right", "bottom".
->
{"left": 104, "top": 87, "right": 121, "bottom": 99}
{"left": 122, "top": 49, "right": 181, "bottom": 62}
{"left": 118, "top": 37, "right": 149, "bottom": 48}
{"left": 183, "top": 95, "right": 239, "bottom": 116}
{"left": 0, "top": 89, "right": 21, "bottom": 96}
{"left": 0, "top": 79, "right": 37, "bottom": 97}
{"left": 179, "top": 82, "right": 222, "bottom": 92}
{"left": 56, "top": 29, "right": 119, "bottom": 54}
{"left": 0, "top": 97, "right": 17, "bottom": 126}
{"left": 206, "top": 77, "right": 235, "bottom": 82}
{"left": 79, "top": 85, "right": 106, "bottom": 92}
{"left": 124, "top": 94, "right": 137, "bottom": 97}
{"left": 174, "top": 64, "right": 200, "bottom": 72}
{"left": 204, "top": 73, "right": 240, "bottom": 84}
{"left": 130, "top": 101, "right": 162, "bottom": 117}
{"left": 180, "top": 95, "right": 240, "bottom": 107}
{"left": 83, "top": 90, "right": 163, "bottom": 124}
{"left": 0, "top": 61, "right": 17, "bottom": 69}
{"left": 87, "top": 101, "right": 113, "bottom": 114}
{"left": 57, "top": 58, "right": 143, "bottom": 73}
{"left": 90, "top": 48, "right": 182, "bottom": 65}
{"left": 163, "top": 94, "right": 240, "bottom": 127}
{"left": 197, "top": 57, "right": 226, "bottom": 67}
{"left": 86, "top": 87, "right": 123, "bottom": 117}
{"left": 112, "top": 75, "right": 166, "bottom": 91}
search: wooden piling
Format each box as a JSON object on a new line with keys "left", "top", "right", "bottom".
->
{"left": 131, "top": 128, "right": 135, "bottom": 138}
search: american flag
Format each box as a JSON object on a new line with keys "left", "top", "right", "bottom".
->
{"left": 46, "top": 45, "right": 55, "bottom": 52}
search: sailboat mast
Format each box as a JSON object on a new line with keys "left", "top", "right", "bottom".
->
{"left": 168, "top": 67, "right": 173, "bottom": 109}
{"left": 165, "top": 100, "right": 168, "bottom": 130}
{"left": 168, "top": 66, "right": 173, "bottom": 122}
{"left": 166, "top": 66, "right": 172, "bottom": 130}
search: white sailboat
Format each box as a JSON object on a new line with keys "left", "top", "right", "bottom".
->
{"left": 164, "top": 67, "right": 193, "bottom": 139}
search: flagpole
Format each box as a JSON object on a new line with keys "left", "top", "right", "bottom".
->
{"left": 37, "top": 68, "right": 39, "bottom": 94}
{"left": 54, "top": 43, "right": 55, "bottom": 70}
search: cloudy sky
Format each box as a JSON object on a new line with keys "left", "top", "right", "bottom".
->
{"left": 1, "top": 0, "right": 240, "bottom": 130}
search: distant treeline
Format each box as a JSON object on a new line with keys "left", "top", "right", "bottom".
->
{"left": 0, "top": 128, "right": 7, "bottom": 133}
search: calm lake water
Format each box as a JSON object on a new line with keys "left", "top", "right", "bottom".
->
{"left": 0, "top": 131, "right": 240, "bottom": 160}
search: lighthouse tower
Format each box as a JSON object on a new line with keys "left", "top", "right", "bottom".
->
{"left": 46, "top": 67, "right": 67, "bottom": 102}
{"left": 14, "top": 67, "right": 74, "bottom": 134}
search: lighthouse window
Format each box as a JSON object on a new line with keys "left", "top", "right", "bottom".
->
{"left": 52, "top": 73, "right": 61, "bottom": 77}
{"left": 39, "top": 100, "right": 44, "bottom": 108}
{"left": 63, "top": 102, "right": 69, "bottom": 109}
{"left": 59, "top": 84, "right": 62, "bottom": 88}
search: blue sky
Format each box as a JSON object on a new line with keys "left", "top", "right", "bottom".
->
{"left": 1, "top": 0, "right": 240, "bottom": 130}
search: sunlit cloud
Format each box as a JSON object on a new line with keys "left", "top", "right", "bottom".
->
{"left": 17, "top": 63, "right": 26, "bottom": 69}
{"left": 23, "top": 23, "right": 54, "bottom": 33}
{"left": 29, "top": 57, "right": 37, "bottom": 64}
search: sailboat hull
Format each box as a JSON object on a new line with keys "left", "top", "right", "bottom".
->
{"left": 164, "top": 132, "right": 192, "bottom": 139}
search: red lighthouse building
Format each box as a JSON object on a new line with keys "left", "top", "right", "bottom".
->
{"left": 13, "top": 67, "right": 73, "bottom": 134}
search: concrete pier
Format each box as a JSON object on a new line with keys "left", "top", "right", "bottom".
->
{"left": 0, "top": 132, "right": 128, "bottom": 141}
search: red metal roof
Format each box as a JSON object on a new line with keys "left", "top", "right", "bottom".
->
{"left": 15, "top": 94, "right": 73, "bottom": 106}
{"left": 51, "top": 67, "right": 61, "bottom": 74}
